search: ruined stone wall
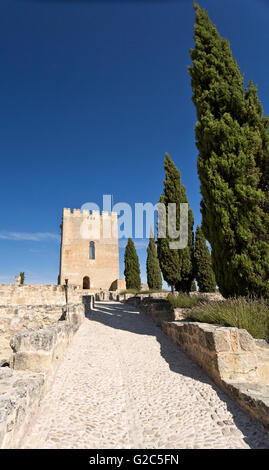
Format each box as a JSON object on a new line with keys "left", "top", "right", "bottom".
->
{"left": 125, "top": 296, "right": 203, "bottom": 325}
{"left": 162, "top": 321, "right": 269, "bottom": 431}
{"left": 0, "top": 284, "right": 93, "bottom": 365}
{"left": 118, "top": 291, "right": 224, "bottom": 303}
{"left": 0, "top": 284, "right": 83, "bottom": 305}
{"left": 10, "top": 304, "right": 85, "bottom": 374}
{"left": 128, "top": 296, "right": 269, "bottom": 431}
{"left": 0, "top": 301, "right": 88, "bottom": 449}
{"left": 0, "top": 305, "right": 65, "bottom": 366}
{"left": 110, "top": 278, "right": 126, "bottom": 292}
{"left": 0, "top": 368, "right": 45, "bottom": 449}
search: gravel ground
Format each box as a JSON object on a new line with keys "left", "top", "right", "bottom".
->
{"left": 21, "top": 301, "right": 269, "bottom": 449}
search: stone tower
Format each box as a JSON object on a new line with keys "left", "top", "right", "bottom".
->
{"left": 59, "top": 208, "right": 121, "bottom": 290}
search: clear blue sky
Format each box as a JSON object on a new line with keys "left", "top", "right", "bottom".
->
{"left": 0, "top": 0, "right": 268, "bottom": 284}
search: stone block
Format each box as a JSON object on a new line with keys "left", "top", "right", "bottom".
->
{"left": 161, "top": 317, "right": 269, "bottom": 431}
{"left": 238, "top": 329, "right": 256, "bottom": 351}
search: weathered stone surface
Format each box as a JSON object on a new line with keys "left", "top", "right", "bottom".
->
{"left": 0, "top": 295, "right": 93, "bottom": 365}
{"left": 124, "top": 294, "right": 224, "bottom": 324}
{"left": 189, "top": 291, "right": 225, "bottom": 301}
{"left": 0, "top": 284, "right": 85, "bottom": 305}
{"left": 0, "top": 298, "right": 89, "bottom": 449}
{"left": 110, "top": 279, "right": 126, "bottom": 292}
{"left": 0, "top": 368, "right": 45, "bottom": 449}
{"left": 225, "top": 382, "right": 269, "bottom": 430}
{"left": 95, "top": 290, "right": 118, "bottom": 301}
{"left": 0, "top": 305, "right": 64, "bottom": 365}
{"left": 139, "top": 299, "right": 175, "bottom": 326}
{"left": 59, "top": 209, "right": 120, "bottom": 289}
{"left": 173, "top": 307, "right": 192, "bottom": 320}
{"left": 162, "top": 320, "right": 269, "bottom": 431}
{"left": 10, "top": 304, "right": 85, "bottom": 374}
{"left": 238, "top": 330, "right": 256, "bottom": 351}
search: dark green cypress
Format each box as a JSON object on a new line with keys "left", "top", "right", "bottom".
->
{"left": 124, "top": 238, "right": 141, "bottom": 291}
{"left": 244, "top": 81, "right": 269, "bottom": 221}
{"left": 189, "top": 3, "right": 269, "bottom": 297}
{"left": 194, "top": 225, "right": 216, "bottom": 292}
{"left": 157, "top": 153, "right": 194, "bottom": 292}
{"left": 146, "top": 229, "right": 162, "bottom": 290}
{"left": 177, "top": 223, "right": 195, "bottom": 293}
{"left": 191, "top": 280, "right": 197, "bottom": 292}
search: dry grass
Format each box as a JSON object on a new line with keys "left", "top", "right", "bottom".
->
{"left": 167, "top": 293, "right": 206, "bottom": 309}
{"left": 119, "top": 289, "right": 169, "bottom": 295}
{"left": 188, "top": 297, "right": 269, "bottom": 340}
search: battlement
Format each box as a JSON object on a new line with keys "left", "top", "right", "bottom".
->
{"left": 63, "top": 208, "right": 118, "bottom": 219}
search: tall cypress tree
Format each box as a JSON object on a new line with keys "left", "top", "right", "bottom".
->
{"left": 157, "top": 153, "right": 194, "bottom": 292}
{"left": 191, "top": 280, "right": 197, "bottom": 292}
{"left": 146, "top": 229, "right": 162, "bottom": 290}
{"left": 124, "top": 238, "right": 141, "bottom": 290}
{"left": 194, "top": 225, "right": 216, "bottom": 293}
{"left": 244, "top": 81, "right": 269, "bottom": 220}
{"left": 177, "top": 224, "right": 195, "bottom": 293}
{"left": 189, "top": 3, "right": 269, "bottom": 298}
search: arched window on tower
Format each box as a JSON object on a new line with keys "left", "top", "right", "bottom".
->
{"left": 89, "top": 241, "right": 95, "bottom": 260}
{"left": 83, "top": 276, "right": 90, "bottom": 289}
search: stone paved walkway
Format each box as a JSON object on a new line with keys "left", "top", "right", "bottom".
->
{"left": 21, "top": 301, "right": 269, "bottom": 449}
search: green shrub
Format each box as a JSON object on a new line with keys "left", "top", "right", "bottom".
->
{"left": 188, "top": 297, "right": 269, "bottom": 340}
{"left": 140, "top": 289, "right": 169, "bottom": 294}
{"left": 119, "top": 289, "right": 138, "bottom": 295}
{"left": 167, "top": 293, "right": 206, "bottom": 309}
{"left": 119, "top": 289, "right": 169, "bottom": 295}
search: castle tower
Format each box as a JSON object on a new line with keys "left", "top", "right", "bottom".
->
{"left": 58, "top": 208, "right": 120, "bottom": 290}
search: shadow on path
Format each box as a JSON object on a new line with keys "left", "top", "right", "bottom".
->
{"left": 87, "top": 300, "right": 269, "bottom": 449}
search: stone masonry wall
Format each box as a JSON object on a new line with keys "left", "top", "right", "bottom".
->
{"left": 0, "top": 284, "right": 86, "bottom": 305}
{"left": 10, "top": 303, "right": 85, "bottom": 374}
{"left": 118, "top": 291, "right": 224, "bottom": 303}
{"left": 0, "top": 301, "right": 88, "bottom": 448}
{"left": 128, "top": 296, "right": 269, "bottom": 431}
{"left": 125, "top": 296, "right": 191, "bottom": 325}
{"left": 0, "top": 305, "right": 66, "bottom": 366}
{"left": 0, "top": 284, "right": 94, "bottom": 365}
{"left": 0, "top": 368, "right": 45, "bottom": 449}
{"left": 162, "top": 321, "right": 269, "bottom": 430}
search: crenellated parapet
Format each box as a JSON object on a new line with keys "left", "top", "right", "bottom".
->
{"left": 63, "top": 208, "right": 118, "bottom": 219}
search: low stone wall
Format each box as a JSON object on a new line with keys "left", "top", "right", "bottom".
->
{"left": 135, "top": 298, "right": 175, "bottom": 325}
{"left": 0, "top": 305, "right": 66, "bottom": 366}
{"left": 0, "top": 285, "right": 94, "bottom": 365}
{"left": 0, "top": 300, "right": 90, "bottom": 448}
{"left": 10, "top": 304, "right": 85, "bottom": 374}
{"left": 119, "top": 291, "right": 224, "bottom": 303}
{"left": 189, "top": 291, "right": 225, "bottom": 301}
{"left": 110, "top": 279, "right": 126, "bottom": 292}
{"left": 126, "top": 296, "right": 190, "bottom": 325}
{"left": 0, "top": 368, "right": 44, "bottom": 449}
{"left": 0, "top": 284, "right": 92, "bottom": 306}
{"left": 118, "top": 292, "right": 173, "bottom": 302}
{"left": 162, "top": 321, "right": 269, "bottom": 430}
{"left": 95, "top": 290, "right": 119, "bottom": 301}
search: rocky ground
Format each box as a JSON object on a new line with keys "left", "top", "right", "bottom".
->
{"left": 21, "top": 301, "right": 269, "bottom": 449}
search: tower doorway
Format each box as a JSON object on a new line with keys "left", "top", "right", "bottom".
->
{"left": 83, "top": 276, "right": 90, "bottom": 289}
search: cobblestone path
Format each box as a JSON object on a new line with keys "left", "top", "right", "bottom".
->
{"left": 21, "top": 301, "right": 269, "bottom": 449}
